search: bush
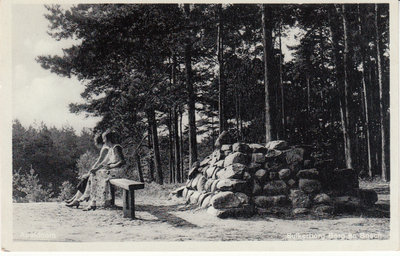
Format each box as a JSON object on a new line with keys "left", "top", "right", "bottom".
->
{"left": 13, "top": 169, "right": 27, "bottom": 202}
{"left": 58, "top": 181, "right": 75, "bottom": 201}
{"left": 13, "top": 168, "right": 54, "bottom": 202}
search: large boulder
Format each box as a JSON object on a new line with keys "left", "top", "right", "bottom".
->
{"left": 199, "top": 156, "right": 211, "bottom": 167}
{"left": 265, "top": 149, "right": 285, "bottom": 163}
{"left": 221, "top": 144, "right": 232, "bottom": 151}
{"left": 200, "top": 193, "right": 213, "bottom": 208}
{"left": 297, "top": 169, "right": 319, "bottom": 179}
{"left": 313, "top": 205, "right": 334, "bottom": 217}
{"left": 235, "top": 192, "right": 250, "bottom": 205}
{"left": 186, "top": 189, "right": 195, "bottom": 201}
{"left": 269, "top": 171, "right": 279, "bottom": 180}
{"left": 190, "top": 173, "right": 203, "bottom": 189}
{"left": 210, "top": 180, "right": 220, "bottom": 193}
{"left": 182, "top": 187, "right": 188, "bottom": 199}
{"left": 313, "top": 193, "right": 332, "bottom": 205}
{"left": 263, "top": 180, "right": 289, "bottom": 196}
{"left": 204, "top": 179, "right": 214, "bottom": 192}
{"left": 252, "top": 179, "right": 263, "bottom": 196}
{"left": 215, "top": 160, "right": 225, "bottom": 167}
{"left": 299, "top": 179, "right": 322, "bottom": 194}
{"left": 254, "top": 169, "right": 268, "bottom": 184}
{"left": 278, "top": 169, "right": 291, "bottom": 180}
{"left": 292, "top": 207, "right": 309, "bottom": 216}
{"left": 195, "top": 175, "right": 207, "bottom": 192}
{"left": 216, "top": 179, "right": 249, "bottom": 193}
{"left": 205, "top": 166, "right": 218, "bottom": 179}
{"left": 284, "top": 147, "right": 305, "bottom": 171}
{"left": 189, "top": 191, "right": 202, "bottom": 204}
{"left": 170, "top": 186, "right": 185, "bottom": 197}
{"left": 290, "top": 189, "right": 312, "bottom": 208}
{"left": 254, "top": 195, "right": 288, "bottom": 208}
{"left": 224, "top": 152, "right": 249, "bottom": 167}
{"left": 266, "top": 140, "right": 289, "bottom": 150}
{"left": 188, "top": 165, "right": 199, "bottom": 180}
{"left": 211, "top": 191, "right": 241, "bottom": 209}
{"left": 251, "top": 153, "right": 266, "bottom": 164}
{"left": 242, "top": 171, "right": 252, "bottom": 181}
{"left": 207, "top": 204, "right": 254, "bottom": 218}
{"left": 232, "top": 142, "right": 251, "bottom": 153}
{"left": 247, "top": 163, "right": 262, "bottom": 174}
{"left": 287, "top": 179, "right": 297, "bottom": 188}
{"left": 215, "top": 130, "right": 235, "bottom": 148}
{"left": 249, "top": 143, "right": 268, "bottom": 154}
{"left": 198, "top": 192, "right": 212, "bottom": 206}
{"left": 216, "top": 163, "right": 246, "bottom": 180}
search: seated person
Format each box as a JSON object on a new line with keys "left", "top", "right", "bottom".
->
{"left": 65, "top": 133, "right": 109, "bottom": 208}
{"left": 82, "top": 130, "right": 126, "bottom": 211}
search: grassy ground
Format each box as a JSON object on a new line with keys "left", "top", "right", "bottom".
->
{"left": 13, "top": 181, "right": 390, "bottom": 242}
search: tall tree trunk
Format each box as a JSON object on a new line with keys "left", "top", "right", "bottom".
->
{"left": 184, "top": 4, "right": 198, "bottom": 169}
{"left": 358, "top": 4, "right": 373, "bottom": 177}
{"left": 306, "top": 75, "right": 311, "bottom": 117}
{"left": 211, "top": 115, "right": 215, "bottom": 150}
{"left": 146, "top": 123, "right": 154, "bottom": 182}
{"left": 239, "top": 92, "right": 243, "bottom": 141}
{"left": 340, "top": 4, "right": 354, "bottom": 169}
{"left": 171, "top": 53, "right": 181, "bottom": 183}
{"left": 217, "top": 4, "right": 226, "bottom": 134}
{"left": 374, "top": 4, "right": 387, "bottom": 181}
{"left": 185, "top": 43, "right": 198, "bottom": 168}
{"left": 168, "top": 109, "right": 174, "bottom": 183}
{"left": 235, "top": 83, "right": 240, "bottom": 141}
{"left": 278, "top": 19, "right": 285, "bottom": 139}
{"left": 147, "top": 108, "right": 163, "bottom": 185}
{"left": 173, "top": 106, "right": 181, "bottom": 183}
{"left": 135, "top": 153, "right": 144, "bottom": 183}
{"left": 329, "top": 5, "right": 353, "bottom": 169}
{"left": 179, "top": 108, "right": 184, "bottom": 179}
{"left": 262, "top": 4, "right": 275, "bottom": 143}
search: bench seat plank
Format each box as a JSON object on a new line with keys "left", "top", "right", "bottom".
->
{"left": 110, "top": 178, "right": 144, "bottom": 191}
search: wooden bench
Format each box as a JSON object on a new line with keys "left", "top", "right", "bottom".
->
{"left": 109, "top": 179, "right": 144, "bottom": 219}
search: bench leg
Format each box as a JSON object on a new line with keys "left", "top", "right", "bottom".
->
{"left": 130, "top": 189, "right": 135, "bottom": 219}
{"left": 122, "top": 189, "right": 135, "bottom": 219}
{"left": 110, "top": 184, "right": 115, "bottom": 206}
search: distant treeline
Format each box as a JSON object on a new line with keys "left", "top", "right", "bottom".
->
{"left": 12, "top": 120, "right": 98, "bottom": 201}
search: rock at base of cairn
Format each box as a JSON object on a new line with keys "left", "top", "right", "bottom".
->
{"left": 299, "top": 179, "right": 322, "bottom": 194}
{"left": 266, "top": 140, "right": 289, "bottom": 150}
{"left": 263, "top": 180, "right": 289, "bottom": 196}
{"left": 211, "top": 191, "right": 242, "bottom": 209}
{"left": 313, "top": 205, "right": 334, "bottom": 217}
{"left": 207, "top": 204, "right": 254, "bottom": 218}
{"left": 254, "top": 195, "right": 288, "bottom": 208}
{"left": 292, "top": 207, "right": 309, "bottom": 216}
{"left": 290, "top": 189, "right": 312, "bottom": 208}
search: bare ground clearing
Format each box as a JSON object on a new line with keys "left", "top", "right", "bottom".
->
{"left": 13, "top": 181, "right": 389, "bottom": 242}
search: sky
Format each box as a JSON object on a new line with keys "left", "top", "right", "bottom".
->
{"left": 12, "top": 4, "right": 100, "bottom": 134}
{"left": 11, "top": 4, "right": 301, "bottom": 135}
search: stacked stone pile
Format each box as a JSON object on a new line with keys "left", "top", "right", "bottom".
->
{"left": 173, "top": 133, "right": 378, "bottom": 218}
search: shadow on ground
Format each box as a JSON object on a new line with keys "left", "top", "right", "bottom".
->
{"left": 133, "top": 204, "right": 199, "bottom": 228}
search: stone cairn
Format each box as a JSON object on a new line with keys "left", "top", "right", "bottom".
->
{"left": 171, "top": 131, "right": 378, "bottom": 218}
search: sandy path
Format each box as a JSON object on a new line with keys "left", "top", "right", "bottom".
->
{"left": 13, "top": 188, "right": 390, "bottom": 242}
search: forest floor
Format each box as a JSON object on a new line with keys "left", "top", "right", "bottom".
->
{"left": 13, "top": 180, "right": 390, "bottom": 242}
